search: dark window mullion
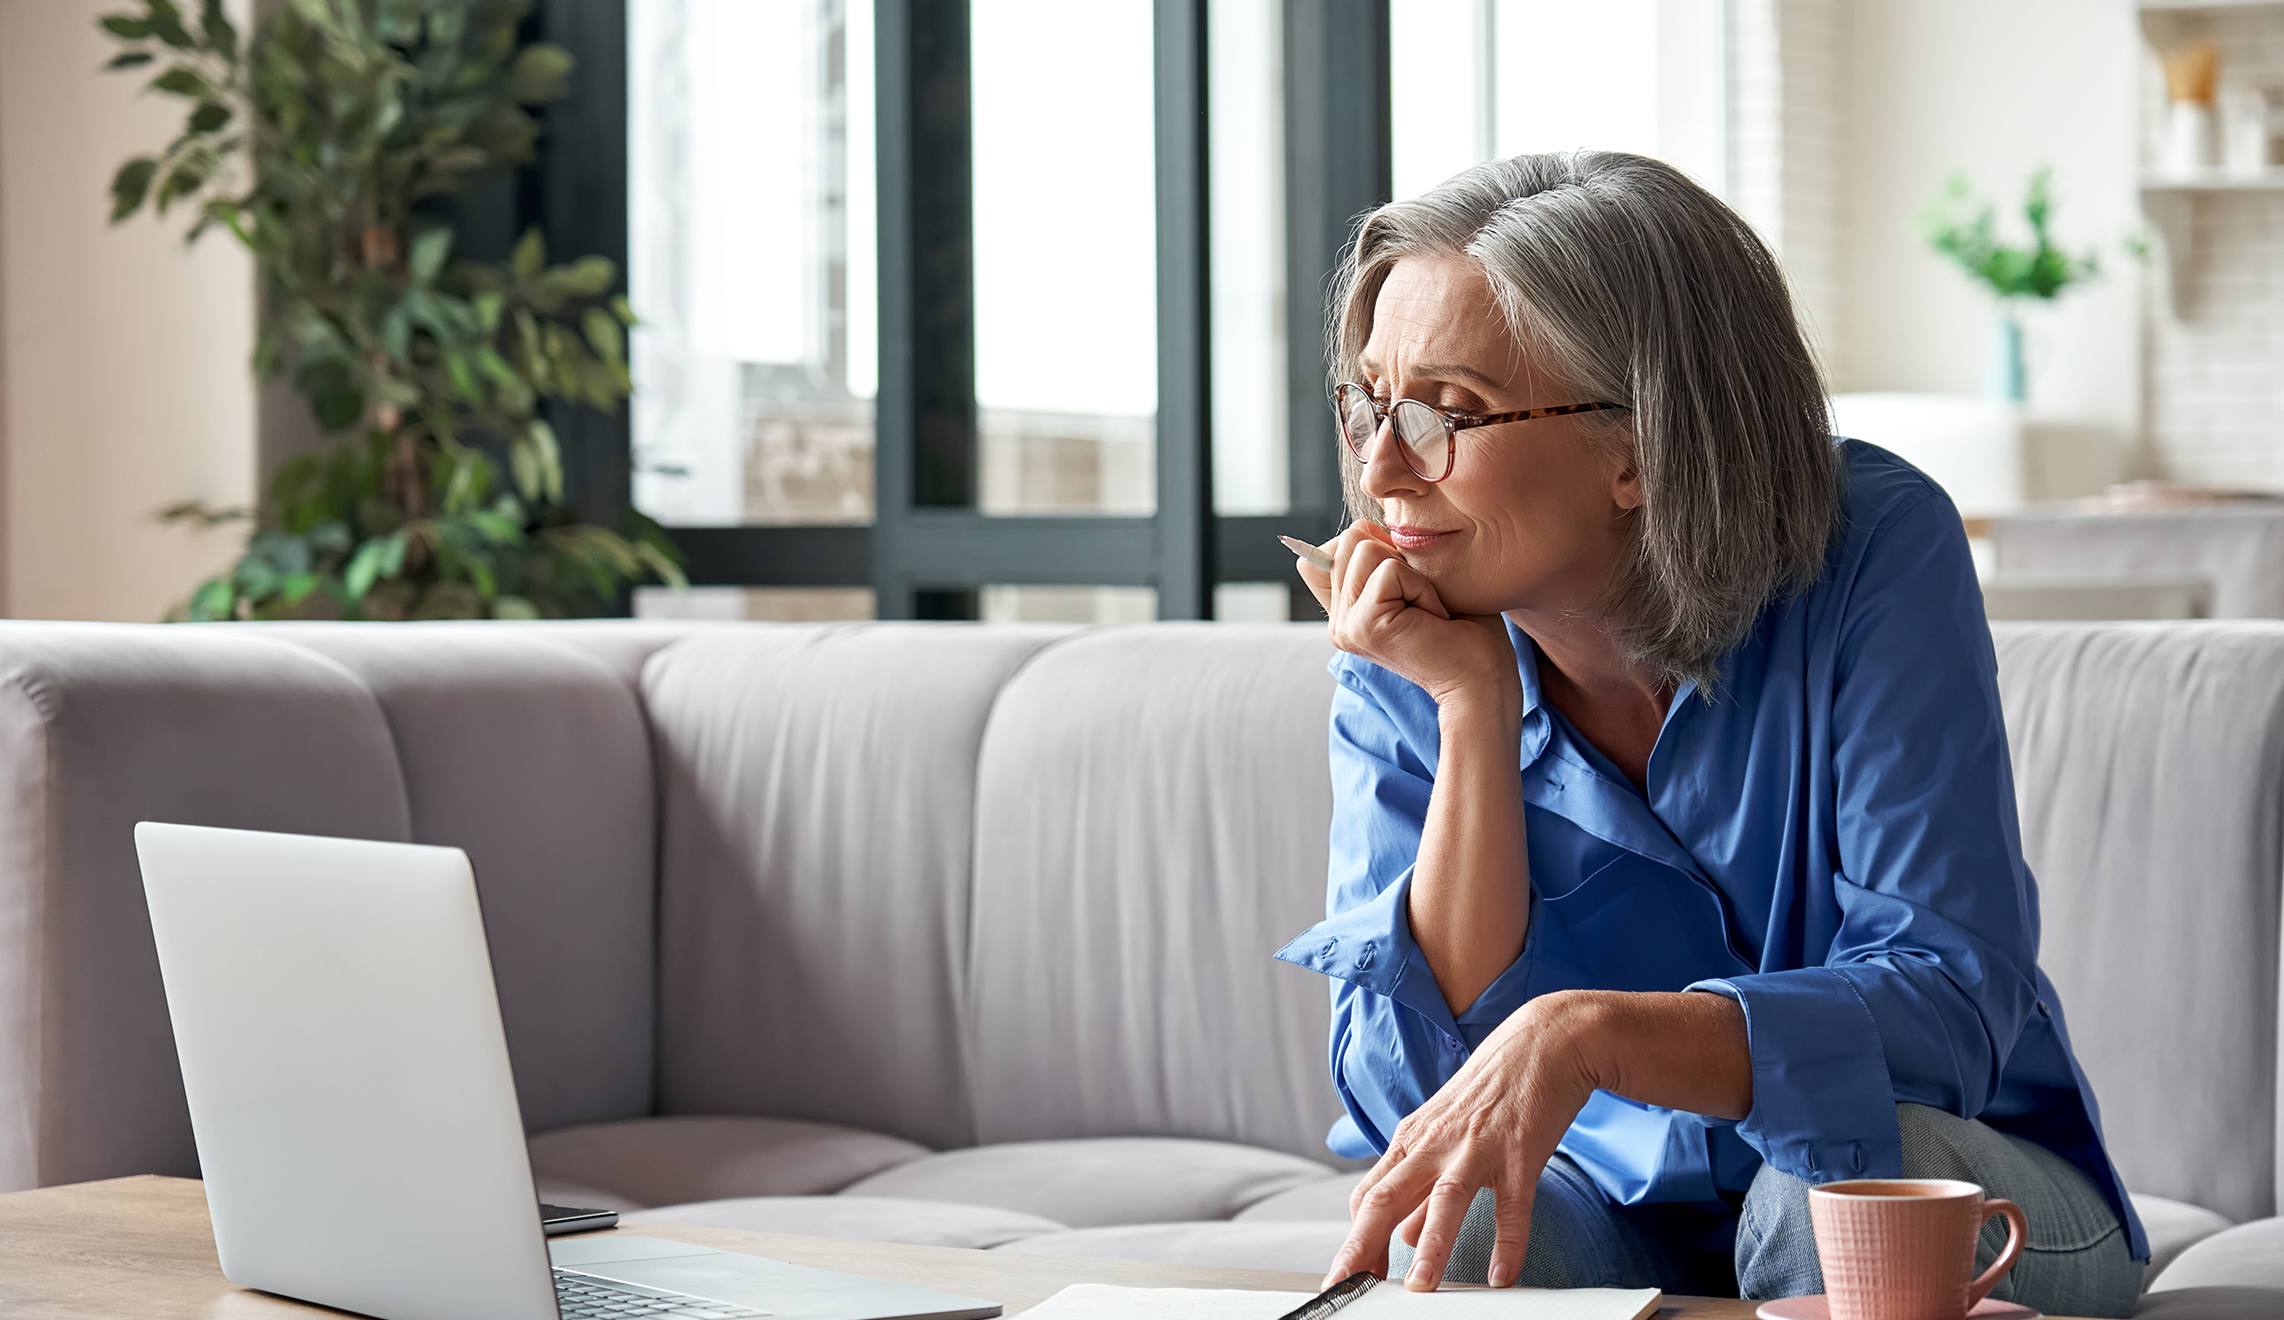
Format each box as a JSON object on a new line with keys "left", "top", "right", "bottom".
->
{"left": 1154, "top": 0, "right": 1213, "bottom": 619}
{"left": 1282, "top": 0, "right": 1390, "bottom": 541}
{"left": 875, "top": 0, "right": 978, "bottom": 619}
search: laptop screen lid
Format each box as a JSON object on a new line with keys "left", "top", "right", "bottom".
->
{"left": 136, "top": 822, "right": 558, "bottom": 1320}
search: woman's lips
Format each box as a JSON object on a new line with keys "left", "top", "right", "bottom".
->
{"left": 1388, "top": 525, "right": 1456, "bottom": 551}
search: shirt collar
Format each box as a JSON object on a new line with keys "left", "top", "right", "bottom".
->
{"left": 1506, "top": 617, "right": 1714, "bottom": 886}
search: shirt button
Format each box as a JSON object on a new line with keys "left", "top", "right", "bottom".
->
{"left": 1319, "top": 938, "right": 1340, "bottom": 963}
{"left": 1354, "top": 942, "right": 1375, "bottom": 971}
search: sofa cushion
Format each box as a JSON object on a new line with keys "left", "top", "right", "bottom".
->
{"left": 966, "top": 624, "right": 1350, "bottom": 1162}
{"left": 2144, "top": 1216, "right": 2284, "bottom": 1292}
{"left": 528, "top": 1116, "right": 931, "bottom": 1208}
{"left": 1235, "top": 1173, "right": 1363, "bottom": 1222}
{"left": 2132, "top": 1193, "right": 2236, "bottom": 1284}
{"left": 1993, "top": 623, "right": 2284, "bottom": 1222}
{"left": 252, "top": 623, "right": 664, "bottom": 1136}
{"left": 631, "top": 1196, "right": 1068, "bottom": 1250}
{"left": 994, "top": 1221, "right": 1350, "bottom": 1275}
{"left": 2131, "top": 1287, "right": 2284, "bottom": 1318}
{"left": 0, "top": 624, "right": 413, "bottom": 1191}
{"left": 644, "top": 625, "right": 1066, "bottom": 1151}
{"left": 841, "top": 1137, "right": 1334, "bottom": 1228}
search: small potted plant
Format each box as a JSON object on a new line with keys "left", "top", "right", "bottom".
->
{"left": 1918, "top": 167, "right": 2103, "bottom": 404}
{"left": 101, "top": 0, "right": 683, "bottom": 620}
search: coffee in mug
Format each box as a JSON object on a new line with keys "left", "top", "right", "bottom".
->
{"left": 1808, "top": 1178, "right": 2026, "bottom": 1320}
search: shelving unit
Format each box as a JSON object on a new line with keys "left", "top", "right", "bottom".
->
{"left": 2135, "top": 1, "right": 2284, "bottom": 313}
{"left": 2140, "top": 0, "right": 2284, "bottom": 50}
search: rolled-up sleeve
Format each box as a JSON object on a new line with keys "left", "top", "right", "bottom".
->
{"left": 1689, "top": 488, "right": 2040, "bottom": 1184}
{"left": 1274, "top": 660, "right": 1538, "bottom": 1157}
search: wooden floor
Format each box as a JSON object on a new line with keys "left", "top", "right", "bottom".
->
{"left": 0, "top": 1174, "right": 1806, "bottom": 1320}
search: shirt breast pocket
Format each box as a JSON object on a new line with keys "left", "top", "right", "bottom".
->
{"left": 1530, "top": 848, "right": 1753, "bottom": 994}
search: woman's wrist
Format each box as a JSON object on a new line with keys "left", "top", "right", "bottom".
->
{"left": 1433, "top": 672, "right": 1524, "bottom": 734}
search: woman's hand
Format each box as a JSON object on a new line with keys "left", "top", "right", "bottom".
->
{"left": 1296, "top": 522, "right": 1517, "bottom": 709}
{"left": 1322, "top": 990, "right": 1753, "bottom": 1290}
{"left": 1325, "top": 992, "right": 1601, "bottom": 1290}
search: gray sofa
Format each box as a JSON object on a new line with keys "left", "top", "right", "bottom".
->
{"left": 1, "top": 618, "right": 2279, "bottom": 1313}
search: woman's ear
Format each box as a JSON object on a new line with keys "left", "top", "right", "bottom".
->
{"left": 1611, "top": 452, "right": 1644, "bottom": 512}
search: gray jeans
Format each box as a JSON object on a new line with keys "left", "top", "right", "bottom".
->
{"left": 1387, "top": 1104, "right": 2145, "bottom": 1318}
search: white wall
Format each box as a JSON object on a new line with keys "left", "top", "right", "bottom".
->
{"left": 0, "top": 0, "right": 256, "bottom": 622}
{"left": 1831, "top": 0, "right": 2142, "bottom": 446}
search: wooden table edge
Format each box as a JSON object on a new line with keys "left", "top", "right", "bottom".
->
{"left": 1, "top": 1176, "right": 2101, "bottom": 1320}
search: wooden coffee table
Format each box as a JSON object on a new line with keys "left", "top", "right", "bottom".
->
{"left": 0, "top": 1174, "right": 1977, "bottom": 1320}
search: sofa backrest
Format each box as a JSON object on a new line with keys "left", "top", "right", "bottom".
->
{"left": 641, "top": 624, "right": 1070, "bottom": 1152}
{"left": 964, "top": 624, "right": 1346, "bottom": 1163}
{"left": 1992, "top": 621, "right": 2284, "bottom": 1223}
{"left": 0, "top": 620, "right": 695, "bottom": 1191}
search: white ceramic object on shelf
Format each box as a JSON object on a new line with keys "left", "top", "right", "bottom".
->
{"left": 2221, "top": 86, "right": 2276, "bottom": 176}
{"left": 2166, "top": 100, "right": 2218, "bottom": 174}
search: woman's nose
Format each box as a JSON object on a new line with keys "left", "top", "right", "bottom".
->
{"left": 1359, "top": 416, "right": 1427, "bottom": 500}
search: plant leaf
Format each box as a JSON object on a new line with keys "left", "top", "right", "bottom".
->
{"left": 109, "top": 156, "right": 159, "bottom": 221}
{"left": 190, "top": 577, "right": 236, "bottom": 622}
{"left": 106, "top": 50, "right": 156, "bottom": 69}
{"left": 511, "top": 227, "right": 546, "bottom": 279}
{"left": 582, "top": 307, "right": 623, "bottom": 363}
{"left": 408, "top": 226, "right": 453, "bottom": 284}
{"left": 100, "top": 14, "right": 151, "bottom": 39}
{"left": 146, "top": 0, "right": 195, "bottom": 48}
{"left": 188, "top": 100, "right": 230, "bottom": 133}
{"left": 198, "top": 0, "right": 237, "bottom": 59}
{"left": 504, "top": 43, "right": 575, "bottom": 104}
{"left": 151, "top": 65, "right": 210, "bottom": 98}
{"left": 343, "top": 538, "right": 386, "bottom": 600}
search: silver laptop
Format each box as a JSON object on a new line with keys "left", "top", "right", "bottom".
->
{"left": 135, "top": 821, "right": 1002, "bottom": 1320}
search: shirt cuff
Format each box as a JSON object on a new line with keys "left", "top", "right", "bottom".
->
{"left": 1688, "top": 970, "right": 1903, "bottom": 1183}
{"left": 1275, "top": 868, "right": 1462, "bottom": 1041}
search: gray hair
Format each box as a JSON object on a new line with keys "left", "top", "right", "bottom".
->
{"left": 1331, "top": 150, "right": 1838, "bottom": 691}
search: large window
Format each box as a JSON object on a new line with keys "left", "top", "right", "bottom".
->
{"left": 1391, "top": 0, "right": 1730, "bottom": 202}
{"left": 542, "top": 0, "right": 1725, "bottom": 622}
{"left": 628, "top": 0, "right": 877, "bottom": 528}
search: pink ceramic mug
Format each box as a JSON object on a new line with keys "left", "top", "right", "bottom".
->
{"left": 1808, "top": 1178, "right": 2027, "bottom": 1320}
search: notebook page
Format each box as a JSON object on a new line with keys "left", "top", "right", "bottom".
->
{"left": 1019, "top": 1284, "right": 1661, "bottom": 1320}
{"left": 1347, "top": 1284, "right": 1661, "bottom": 1320}
{"left": 1020, "top": 1286, "right": 1315, "bottom": 1320}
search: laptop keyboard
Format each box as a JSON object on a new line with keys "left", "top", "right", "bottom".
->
{"left": 554, "top": 1267, "right": 772, "bottom": 1319}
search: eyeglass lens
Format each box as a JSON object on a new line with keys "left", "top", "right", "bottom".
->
{"left": 1336, "top": 387, "right": 1451, "bottom": 479}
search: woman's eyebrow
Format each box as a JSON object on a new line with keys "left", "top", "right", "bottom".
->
{"left": 1358, "top": 361, "right": 1507, "bottom": 393}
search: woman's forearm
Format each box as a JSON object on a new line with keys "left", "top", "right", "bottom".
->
{"left": 1545, "top": 988, "right": 1754, "bottom": 1120}
{"left": 1407, "top": 690, "right": 1531, "bottom": 1015}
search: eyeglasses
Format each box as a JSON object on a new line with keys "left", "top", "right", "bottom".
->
{"left": 1333, "top": 382, "right": 1624, "bottom": 483}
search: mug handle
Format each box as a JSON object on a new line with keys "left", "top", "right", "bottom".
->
{"left": 1966, "top": 1198, "right": 2028, "bottom": 1308}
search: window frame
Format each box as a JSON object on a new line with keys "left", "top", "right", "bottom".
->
{"left": 536, "top": 0, "right": 1389, "bottom": 620}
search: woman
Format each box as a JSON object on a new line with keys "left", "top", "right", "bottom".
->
{"left": 1275, "top": 151, "right": 2146, "bottom": 1316}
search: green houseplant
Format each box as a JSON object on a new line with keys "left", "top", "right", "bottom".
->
{"left": 1918, "top": 167, "right": 2103, "bottom": 403}
{"left": 102, "top": 0, "right": 684, "bottom": 620}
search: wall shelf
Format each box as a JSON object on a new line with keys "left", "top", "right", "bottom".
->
{"left": 2137, "top": 6, "right": 2284, "bottom": 313}
{"left": 2140, "top": 0, "right": 2284, "bottom": 50}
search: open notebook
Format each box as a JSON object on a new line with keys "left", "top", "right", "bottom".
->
{"left": 1019, "top": 1281, "right": 1661, "bottom": 1320}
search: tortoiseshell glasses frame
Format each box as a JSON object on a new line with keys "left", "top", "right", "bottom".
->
{"left": 1332, "top": 382, "right": 1625, "bottom": 483}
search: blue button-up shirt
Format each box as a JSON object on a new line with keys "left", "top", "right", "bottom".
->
{"left": 1274, "top": 440, "right": 2145, "bottom": 1260}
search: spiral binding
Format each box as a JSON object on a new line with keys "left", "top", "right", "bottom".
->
{"left": 1275, "top": 1272, "right": 1381, "bottom": 1320}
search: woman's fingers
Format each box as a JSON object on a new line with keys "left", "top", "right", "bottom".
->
{"left": 1295, "top": 556, "right": 1332, "bottom": 612}
{"left": 1401, "top": 1170, "right": 1487, "bottom": 1291}
{"left": 1337, "top": 1150, "right": 1442, "bottom": 1284}
{"left": 1485, "top": 1180, "right": 1535, "bottom": 1290}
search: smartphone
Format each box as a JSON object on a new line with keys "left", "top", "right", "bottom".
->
{"left": 540, "top": 1202, "right": 621, "bottom": 1235}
